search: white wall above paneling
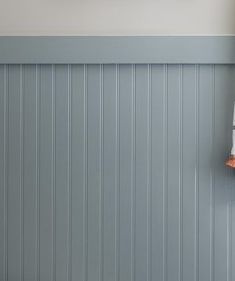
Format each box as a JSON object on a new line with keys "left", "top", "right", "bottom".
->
{"left": 0, "top": 0, "right": 235, "bottom": 35}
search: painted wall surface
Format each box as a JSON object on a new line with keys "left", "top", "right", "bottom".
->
{"left": 0, "top": 64, "right": 235, "bottom": 281}
{"left": 0, "top": 0, "right": 235, "bottom": 35}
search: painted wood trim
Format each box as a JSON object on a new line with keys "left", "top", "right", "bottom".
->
{"left": 0, "top": 36, "right": 235, "bottom": 64}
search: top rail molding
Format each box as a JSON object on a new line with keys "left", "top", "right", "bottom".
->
{"left": 0, "top": 36, "right": 235, "bottom": 64}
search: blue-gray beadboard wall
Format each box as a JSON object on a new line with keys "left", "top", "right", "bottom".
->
{"left": 0, "top": 37, "right": 235, "bottom": 281}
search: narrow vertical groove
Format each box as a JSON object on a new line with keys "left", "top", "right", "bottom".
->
{"left": 20, "top": 64, "right": 24, "bottom": 281}
{"left": 83, "top": 64, "right": 88, "bottom": 281}
{"left": 115, "top": 64, "right": 120, "bottom": 281}
{"left": 210, "top": 65, "right": 215, "bottom": 281}
{"left": 3, "top": 65, "right": 8, "bottom": 281}
{"left": 147, "top": 64, "right": 152, "bottom": 281}
{"left": 131, "top": 64, "right": 136, "bottom": 281}
{"left": 163, "top": 64, "right": 168, "bottom": 281}
{"left": 179, "top": 64, "right": 183, "bottom": 281}
{"left": 67, "top": 65, "right": 72, "bottom": 281}
{"left": 52, "top": 64, "right": 56, "bottom": 281}
{"left": 99, "top": 64, "right": 104, "bottom": 281}
{"left": 194, "top": 65, "right": 199, "bottom": 281}
{"left": 36, "top": 64, "right": 40, "bottom": 281}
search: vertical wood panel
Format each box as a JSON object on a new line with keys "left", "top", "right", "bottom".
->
{"left": 102, "top": 64, "right": 117, "bottom": 281}
{"left": 55, "top": 65, "right": 69, "bottom": 281}
{"left": 119, "top": 64, "right": 133, "bottom": 281}
{"left": 214, "top": 65, "right": 233, "bottom": 281}
{"left": 135, "top": 64, "right": 149, "bottom": 281}
{"left": 87, "top": 64, "right": 101, "bottom": 281}
{"left": 7, "top": 65, "right": 21, "bottom": 281}
{"left": 70, "top": 64, "right": 85, "bottom": 281}
{"left": 181, "top": 65, "right": 197, "bottom": 281}
{"left": 150, "top": 64, "right": 164, "bottom": 281}
{"left": 225, "top": 66, "right": 235, "bottom": 281}
{"left": 23, "top": 65, "right": 37, "bottom": 281}
{"left": 198, "top": 65, "right": 213, "bottom": 281}
{"left": 167, "top": 65, "right": 181, "bottom": 281}
{"left": 39, "top": 64, "right": 54, "bottom": 281}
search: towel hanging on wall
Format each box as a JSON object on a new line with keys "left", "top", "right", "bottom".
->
{"left": 226, "top": 103, "right": 235, "bottom": 168}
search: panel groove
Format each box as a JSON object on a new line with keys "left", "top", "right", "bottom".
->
{"left": 179, "top": 64, "right": 183, "bottom": 281}
{"left": 99, "top": 64, "right": 104, "bottom": 281}
{"left": 115, "top": 64, "right": 120, "bottom": 281}
{"left": 3, "top": 64, "right": 8, "bottom": 281}
{"left": 131, "top": 64, "right": 136, "bottom": 281}
{"left": 52, "top": 64, "right": 56, "bottom": 281}
{"left": 195, "top": 64, "right": 200, "bottom": 281}
{"left": 36, "top": 64, "right": 40, "bottom": 281}
{"left": 67, "top": 64, "right": 72, "bottom": 281}
{"left": 163, "top": 64, "right": 168, "bottom": 281}
{"left": 19, "top": 64, "right": 24, "bottom": 281}
{"left": 210, "top": 65, "right": 215, "bottom": 281}
{"left": 83, "top": 64, "right": 88, "bottom": 281}
{"left": 147, "top": 64, "right": 152, "bottom": 281}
